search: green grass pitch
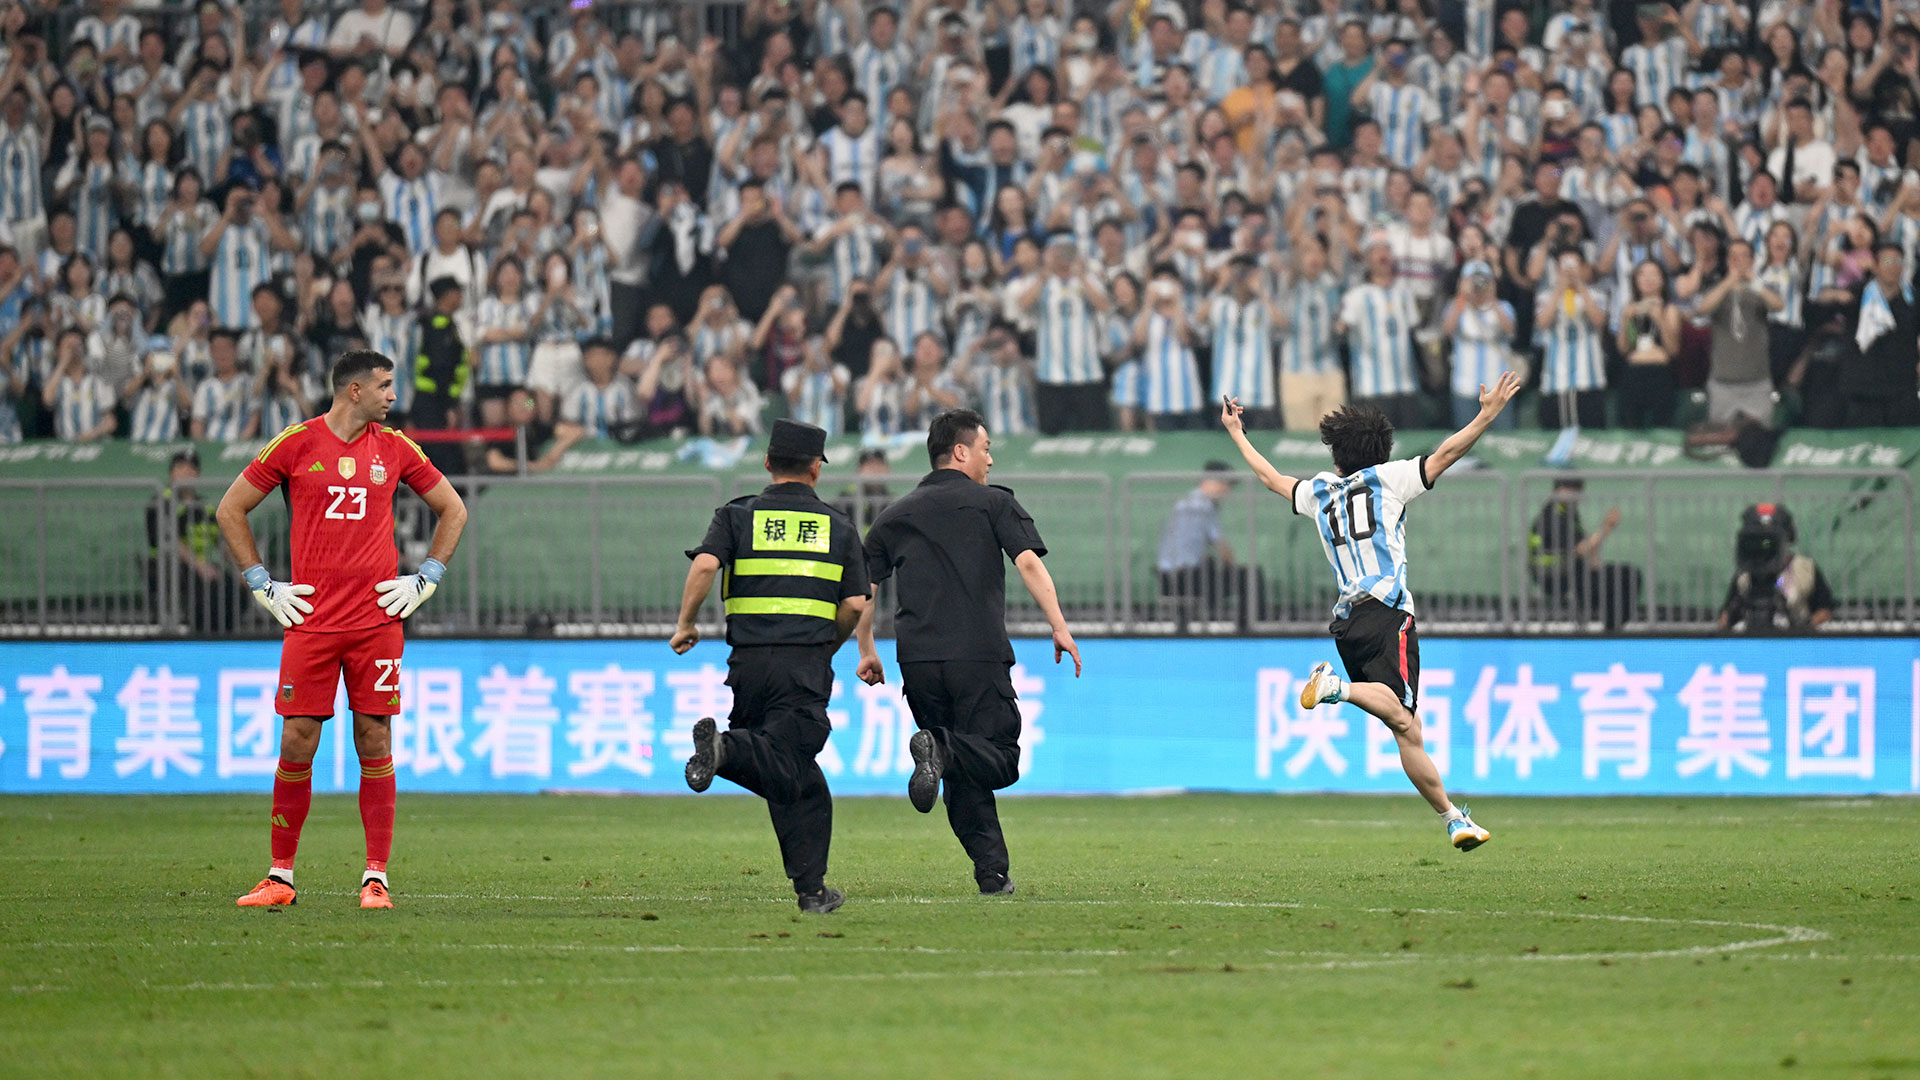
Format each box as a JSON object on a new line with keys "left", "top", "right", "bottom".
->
{"left": 3, "top": 793, "right": 1917, "bottom": 1079}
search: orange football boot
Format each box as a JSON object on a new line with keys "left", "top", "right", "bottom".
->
{"left": 236, "top": 877, "right": 298, "bottom": 907}
{"left": 360, "top": 879, "right": 393, "bottom": 909}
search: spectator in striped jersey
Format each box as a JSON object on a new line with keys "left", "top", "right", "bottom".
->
{"left": 474, "top": 255, "right": 537, "bottom": 423}
{"left": 559, "top": 338, "right": 639, "bottom": 441}
{"left": 1132, "top": 266, "right": 1205, "bottom": 429}
{"left": 1338, "top": 235, "right": 1423, "bottom": 429}
{"left": 1019, "top": 233, "right": 1111, "bottom": 432}
{"left": 1442, "top": 261, "right": 1517, "bottom": 429}
{"left": 1276, "top": 236, "right": 1347, "bottom": 432}
{"left": 780, "top": 336, "right": 852, "bottom": 437}
{"left": 191, "top": 329, "right": 254, "bottom": 440}
{"left": 1203, "top": 256, "right": 1279, "bottom": 428}
{"left": 1535, "top": 247, "right": 1611, "bottom": 428}
{"left": 964, "top": 320, "right": 1038, "bottom": 437}
{"left": 125, "top": 340, "right": 190, "bottom": 443}
{"left": 854, "top": 336, "right": 907, "bottom": 436}
{"left": 697, "top": 352, "right": 764, "bottom": 437}
{"left": 43, "top": 328, "right": 118, "bottom": 442}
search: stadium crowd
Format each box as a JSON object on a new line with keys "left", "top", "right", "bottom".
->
{"left": 4, "top": 0, "right": 1920, "bottom": 456}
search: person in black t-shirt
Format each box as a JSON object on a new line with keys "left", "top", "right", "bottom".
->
{"left": 855, "top": 409, "right": 1081, "bottom": 897}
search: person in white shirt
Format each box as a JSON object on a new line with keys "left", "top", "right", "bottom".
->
{"left": 42, "top": 330, "right": 118, "bottom": 442}
{"left": 328, "top": 0, "right": 415, "bottom": 60}
{"left": 1766, "top": 98, "right": 1836, "bottom": 204}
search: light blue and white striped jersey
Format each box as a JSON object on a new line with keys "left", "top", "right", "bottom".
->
{"left": 161, "top": 201, "right": 217, "bottom": 275}
{"left": 849, "top": 42, "right": 913, "bottom": 124}
{"left": 98, "top": 264, "right": 163, "bottom": 316}
{"left": 1682, "top": 127, "right": 1735, "bottom": 201}
{"left": 690, "top": 318, "right": 750, "bottom": 367}
{"left": 61, "top": 160, "right": 120, "bottom": 258}
{"left": 73, "top": 13, "right": 140, "bottom": 59}
{"left": 1293, "top": 457, "right": 1431, "bottom": 619}
{"left": 304, "top": 183, "right": 355, "bottom": 259}
{"left": 856, "top": 373, "right": 906, "bottom": 437}
{"left": 1408, "top": 53, "right": 1474, "bottom": 121}
{"left": 1007, "top": 15, "right": 1062, "bottom": 80}
{"left": 271, "top": 88, "right": 316, "bottom": 156}
{"left": 191, "top": 372, "right": 252, "bottom": 441}
{"left": 1206, "top": 294, "right": 1276, "bottom": 408}
{"left": 116, "top": 63, "right": 184, "bottom": 128}
{"left": 1689, "top": 0, "right": 1740, "bottom": 50}
{"left": 885, "top": 269, "right": 944, "bottom": 347}
{"left": 1550, "top": 59, "right": 1610, "bottom": 120}
{"left": 0, "top": 119, "right": 45, "bottom": 223}
{"left": 1600, "top": 110, "right": 1638, "bottom": 153}
{"left": 592, "top": 57, "right": 631, "bottom": 132}
{"left": 1537, "top": 293, "right": 1608, "bottom": 392}
{"left": 260, "top": 388, "right": 308, "bottom": 440}
{"left": 780, "top": 363, "right": 849, "bottom": 436}
{"left": 572, "top": 243, "right": 613, "bottom": 336}
{"left": 51, "top": 373, "right": 116, "bottom": 441}
{"left": 1339, "top": 281, "right": 1420, "bottom": 398}
{"left": 1139, "top": 312, "right": 1202, "bottom": 415}
{"left": 971, "top": 360, "right": 1037, "bottom": 435}
{"left": 208, "top": 221, "right": 271, "bottom": 329}
{"left": 1343, "top": 163, "right": 1393, "bottom": 220}
{"left": 823, "top": 219, "right": 881, "bottom": 305}
{"left": 1542, "top": 10, "right": 1609, "bottom": 51}
{"left": 130, "top": 159, "right": 172, "bottom": 230}
{"left": 818, "top": 125, "right": 883, "bottom": 202}
{"left": 1451, "top": 301, "right": 1514, "bottom": 397}
{"left": 811, "top": 0, "right": 853, "bottom": 59}
{"left": 1108, "top": 357, "right": 1143, "bottom": 409}
{"left": 1030, "top": 276, "right": 1104, "bottom": 385}
{"left": 1195, "top": 44, "right": 1249, "bottom": 104}
{"left": 361, "top": 305, "right": 419, "bottom": 415}
{"left": 1364, "top": 82, "right": 1439, "bottom": 169}
{"left": 475, "top": 294, "right": 537, "bottom": 386}
{"left": 1620, "top": 38, "right": 1689, "bottom": 112}
{"left": 1759, "top": 257, "right": 1804, "bottom": 328}
{"left": 1731, "top": 200, "right": 1790, "bottom": 251}
{"left": 561, "top": 375, "right": 639, "bottom": 439}
{"left": 380, "top": 171, "right": 445, "bottom": 254}
{"left": 1281, "top": 273, "right": 1343, "bottom": 377}
{"left": 1858, "top": 154, "right": 1904, "bottom": 211}
{"left": 1463, "top": 0, "right": 1497, "bottom": 57}
{"left": 178, "top": 99, "right": 231, "bottom": 184}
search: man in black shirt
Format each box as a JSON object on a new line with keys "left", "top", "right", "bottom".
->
{"left": 1842, "top": 244, "right": 1920, "bottom": 427}
{"left": 675, "top": 418, "right": 871, "bottom": 914}
{"left": 856, "top": 409, "right": 1082, "bottom": 896}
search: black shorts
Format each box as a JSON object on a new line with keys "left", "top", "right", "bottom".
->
{"left": 1330, "top": 597, "right": 1420, "bottom": 711}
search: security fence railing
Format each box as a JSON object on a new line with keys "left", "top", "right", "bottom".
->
{"left": 1, "top": 468, "right": 1910, "bottom": 638}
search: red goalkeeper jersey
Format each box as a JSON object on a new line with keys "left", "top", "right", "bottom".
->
{"left": 242, "top": 418, "right": 445, "bottom": 634}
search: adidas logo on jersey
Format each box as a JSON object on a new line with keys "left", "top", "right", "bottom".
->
{"left": 308, "top": 461, "right": 325, "bottom": 472}
{"left": 270, "top": 814, "right": 289, "bottom": 828}
{"left": 388, "top": 693, "right": 400, "bottom": 706}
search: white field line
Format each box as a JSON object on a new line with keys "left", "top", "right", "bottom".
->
{"left": 9, "top": 968, "right": 1103, "bottom": 996}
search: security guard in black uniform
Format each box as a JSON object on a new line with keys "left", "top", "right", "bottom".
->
{"left": 672, "top": 418, "right": 870, "bottom": 914}
{"left": 854, "top": 409, "right": 1081, "bottom": 896}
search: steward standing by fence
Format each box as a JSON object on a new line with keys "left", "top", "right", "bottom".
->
{"left": 673, "top": 418, "right": 870, "bottom": 914}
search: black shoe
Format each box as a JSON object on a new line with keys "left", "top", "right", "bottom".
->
{"left": 977, "top": 873, "right": 1015, "bottom": 896}
{"left": 797, "top": 887, "right": 845, "bottom": 914}
{"left": 907, "top": 729, "right": 943, "bottom": 813}
{"left": 685, "top": 717, "right": 723, "bottom": 792}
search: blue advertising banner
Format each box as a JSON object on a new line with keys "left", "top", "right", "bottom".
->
{"left": 0, "top": 637, "right": 1915, "bottom": 796}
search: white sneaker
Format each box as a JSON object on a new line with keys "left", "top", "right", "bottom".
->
{"left": 1299, "top": 662, "right": 1343, "bottom": 710}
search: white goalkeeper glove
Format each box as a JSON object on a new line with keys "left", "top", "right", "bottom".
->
{"left": 375, "top": 558, "right": 446, "bottom": 619}
{"left": 243, "top": 564, "right": 316, "bottom": 628}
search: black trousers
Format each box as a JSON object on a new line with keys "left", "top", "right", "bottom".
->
{"left": 609, "top": 281, "right": 648, "bottom": 353}
{"left": 900, "top": 660, "right": 1023, "bottom": 883}
{"left": 719, "top": 644, "right": 836, "bottom": 894}
{"left": 1538, "top": 389, "right": 1609, "bottom": 429}
{"left": 1537, "top": 563, "right": 1643, "bottom": 631}
{"left": 1035, "top": 382, "right": 1110, "bottom": 434}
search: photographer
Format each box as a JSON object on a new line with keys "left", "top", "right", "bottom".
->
{"left": 1718, "top": 503, "right": 1833, "bottom": 632}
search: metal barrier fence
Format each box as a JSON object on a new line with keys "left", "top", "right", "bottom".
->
{"left": 0, "top": 469, "right": 1910, "bottom": 638}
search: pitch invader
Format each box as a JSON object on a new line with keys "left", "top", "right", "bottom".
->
{"left": 215, "top": 349, "right": 469, "bottom": 908}
{"left": 1220, "top": 372, "right": 1522, "bottom": 851}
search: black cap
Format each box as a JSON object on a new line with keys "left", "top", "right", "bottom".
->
{"left": 768, "top": 418, "right": 829, "bottom": 463}
{"left": 169, "top": 448, "right": 201, "bottom": 471}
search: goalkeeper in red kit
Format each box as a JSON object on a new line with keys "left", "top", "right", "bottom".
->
{"left": 215, "top": 349, "right": 469, "bottom": 909}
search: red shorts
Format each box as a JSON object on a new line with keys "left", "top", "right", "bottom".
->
{"left": 276, "top": 623, "right": 406, "bottom": 718}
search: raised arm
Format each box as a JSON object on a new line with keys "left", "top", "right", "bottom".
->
{"left": 1422, "top": 370, "right": 1521, "bottom": 485}
{"left": 1220, "top": 395, "right": 1299, "bottom": 501}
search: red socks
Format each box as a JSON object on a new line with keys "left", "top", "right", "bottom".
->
{"left": 358, "top": 755, "right": 396, "bottom": 875}
{"left": 269, "top": 758, "right": 312, "bottom": 878}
